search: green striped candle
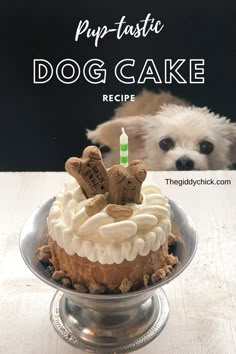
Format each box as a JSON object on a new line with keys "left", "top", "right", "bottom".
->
{"left": 120, "top": 127, "right": 128, "bottom": 167}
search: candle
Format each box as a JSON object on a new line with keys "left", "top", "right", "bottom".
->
{"left": 120, "top": 127, "right": 128, "bottom": 167}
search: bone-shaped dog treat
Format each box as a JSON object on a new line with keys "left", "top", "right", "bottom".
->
{"left": 107, "top": 160, "right": 147, "bottom": 205}
{"left": 65, "top": 146, "right": 109, "bottom": 198}
{"left": 85, "top": 194, "right": 107, "bottom": 217}
{"left": 106, "top": 204, "right": 133, "bottom": 219}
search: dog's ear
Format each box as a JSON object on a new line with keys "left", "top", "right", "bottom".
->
{"left": 218, "top": 120, "right": 236, "bottom": 163}
{"left": 87, "top": 116, "right": 148, "bottom": 160}
{"left": 228, "top": 123, "right": 236, "bottom": 163}
{"left": 230, "top": 144, "right": 236, "bottom": 164}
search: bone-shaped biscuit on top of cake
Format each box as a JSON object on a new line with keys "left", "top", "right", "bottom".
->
{"left": 65, "top": 146, "right": 109, "bottom": 198}
{"left": 107, "top": 160, "right": 147, "bottom": 205}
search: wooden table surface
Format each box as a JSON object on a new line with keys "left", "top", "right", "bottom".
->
{"left": 0, "top": 171, "right": 235, "bottom": 354}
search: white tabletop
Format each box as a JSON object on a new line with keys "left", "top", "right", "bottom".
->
{"left": 0, "top": 171, "right": 235, "bottom": 354}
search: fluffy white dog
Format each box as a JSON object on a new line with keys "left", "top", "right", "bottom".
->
{"left": 87, "top": 90, "right": 236, "bottom": 170}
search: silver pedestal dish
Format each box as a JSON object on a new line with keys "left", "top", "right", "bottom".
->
{"left": 20, "top": 198, "right": 197, "bottom": 353}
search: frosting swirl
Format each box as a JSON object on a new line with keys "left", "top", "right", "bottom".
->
{"left": 47, "top": 179, "right": 171, "bottom": 264}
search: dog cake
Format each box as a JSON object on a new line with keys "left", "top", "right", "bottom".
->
{"left": 37, "top": 146, "right": 178, "bottom": 293}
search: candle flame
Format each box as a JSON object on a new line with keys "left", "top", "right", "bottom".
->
{"left": 121, "top": 127, "right": 126, "bottom": 134}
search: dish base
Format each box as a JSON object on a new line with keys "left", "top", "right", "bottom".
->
{"left": 50, "top": 288, "right": 169, "bottom": 353}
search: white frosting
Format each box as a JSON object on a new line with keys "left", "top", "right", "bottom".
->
{"left": 47, "top": 179, "right": 171, "bottom": 264}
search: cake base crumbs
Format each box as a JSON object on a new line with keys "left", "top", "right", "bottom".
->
{"left": 61, "top": 278, "right": 72, "bottom": 287}
{"left": 52, "top": 270, "right": 67, "bottom": 281}
{"left": 36, "top": 245, "right": 51, "bottom": 263}
{"left": 119, "top": 278, "right": 133, "bottom": 293}
{"left": 151, "top": 268, "right": 166, "bottom": 283}
{"left": 143, "top": 274, "right": 149, "bottom": 287}
{"left": 37, "top": 245, "right": 178, "bottom": 294}
{"left": 74, "top": 283, "right": 89, "bottom": 293}
{"left": 89, "top": 280, "right": 106, "bottom": 294}
{"left": 164, "top": 265, "right": 172, "bottom": 275}
{"left": 166, "top": 254, "right": 178, "bottom": 266}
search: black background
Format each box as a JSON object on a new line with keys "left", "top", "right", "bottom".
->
{"left": 0, "top": 0, "right": 235, "bottom": 171}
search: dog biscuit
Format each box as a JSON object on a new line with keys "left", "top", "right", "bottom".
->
{"left": 106, "top": 204, "right": 133, "bottom": 219}
{"left": 65, "top": 146, "right": 109, "bottom": 198}
{"left": 85, "top": 194, "right": 107, "bottom": 217}
{"left": 107, "top": 160, "right": 147, "bottom": 204}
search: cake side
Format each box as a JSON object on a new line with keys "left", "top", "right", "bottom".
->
{"left": 48, "top": 235, "right": 175, "bottom": 293}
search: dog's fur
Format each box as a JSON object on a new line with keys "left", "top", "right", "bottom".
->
{"left": 87, "top": 90, "right": 236, "bottom": 170}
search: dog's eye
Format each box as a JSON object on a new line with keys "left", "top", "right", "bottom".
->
{"left": 200, "top": 141, "right": 214, "bottom": 154}
{"left": 159, "top": 138, "right": 174, "bottom": 151}
{"left": 100, "top": 145, "right": 111, "bottom": 154}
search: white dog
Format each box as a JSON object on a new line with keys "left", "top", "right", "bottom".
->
{"left": 87, "top": 90, "right": 236, "bottom": 170}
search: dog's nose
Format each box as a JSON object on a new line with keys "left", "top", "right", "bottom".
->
{"left": 176, "top": 157, "right": 194, "bottom": 171}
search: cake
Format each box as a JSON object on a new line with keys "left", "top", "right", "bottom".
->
{"left": 37, "top": 146, "right": 178, "bottom": 294}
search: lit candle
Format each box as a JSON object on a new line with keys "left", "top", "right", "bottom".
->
{"left": 120, "top": 127, "right": 128, "bottom": 167}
